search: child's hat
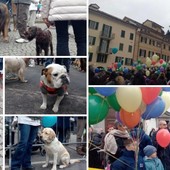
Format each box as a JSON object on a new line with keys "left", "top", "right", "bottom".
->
{"left": 143, "top": 145, "right": 157, "bottom": 157}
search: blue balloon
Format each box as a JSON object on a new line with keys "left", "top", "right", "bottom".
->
{"left": 94, "top": 87, "right": 117, "bottom": 96}
{"left": 142, "top": 97, "right": 165, "bottom": 120}
{"left": 162, "top": 87, "right": 170, "bottom": 92}
{"left": 124, "top": 67, "right": 129, "bottom": 74}
{"left": 95, "top": 68, "right": 100, "bottom": 73}
{"left": 41, "top": 116, "right": 57, "bottom": 127}
{"left": 112, "top": 48, "right": 118, "bottom": 54}
{"left": 117, "top": 62, "right": 122, "bottom": 68}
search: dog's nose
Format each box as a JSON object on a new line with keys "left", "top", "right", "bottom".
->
{"left": 61, "top": 75, "right": 66, "bottom": 79}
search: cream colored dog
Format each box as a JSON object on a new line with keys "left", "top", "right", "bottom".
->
{"left": 5, "top": 58, "right": 30, "bottom": 82}
{"left": 40, "top": 128, "right": 79, "bottom": 170}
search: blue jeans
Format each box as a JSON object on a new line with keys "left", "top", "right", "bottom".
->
{"left": 11, "top": 124, "right": 39, "bottom": 170}
{"left": 55, "top": 20, "right": 86, "bottom": 56}
{"left": 55, "top": 58, "right": 70, "bottom": 73}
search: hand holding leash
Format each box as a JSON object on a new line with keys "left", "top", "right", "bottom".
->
{"left": 43, "top": 18, "right": 51, "bottom": 28}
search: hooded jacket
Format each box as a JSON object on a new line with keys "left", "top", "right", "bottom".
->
{"left": 144, "top": 157, "right": 164, "bottom": 170}
{"left": 41, "top": 0, "right": 86, "bottom": 21}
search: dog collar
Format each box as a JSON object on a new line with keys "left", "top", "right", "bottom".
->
{"left": 40, "top": 81, "right": 67, "bottom": 94}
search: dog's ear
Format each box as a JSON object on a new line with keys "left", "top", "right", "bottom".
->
{"left": 41, "top": 68, "right": 48, "bottom": 75}
{"left": 49, "top": 130, "right": 56, "bottom": 141}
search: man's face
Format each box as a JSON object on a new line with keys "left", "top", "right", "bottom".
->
{"left": 159, "top": 121, "right": 167, "bottom": 129}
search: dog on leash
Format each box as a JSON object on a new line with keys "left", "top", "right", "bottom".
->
{"left": 5, "top": 58, "right": 30, "bottom": 82}
{"left": 24, "top": 26, "right": 54, "bottom": 56}
{"left": 40, "top": 63, "right": 70, "bottom": 113}
{"left": 40, "top": 128, "right": 80, "bottom": 170}
{"left": 0, "top": 3, "right": 10, "bottom": 42}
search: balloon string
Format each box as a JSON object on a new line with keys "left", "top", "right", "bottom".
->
{"left": 89, "top": 141, "right": 135, "bottom": 169}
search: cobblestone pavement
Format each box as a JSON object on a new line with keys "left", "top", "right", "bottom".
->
{"left": 0, "top": 21, "right": 77, "bottom": 56}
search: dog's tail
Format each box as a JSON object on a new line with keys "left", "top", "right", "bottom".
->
{"left": 69, "top": 159, "right": 81, "bottom": 164}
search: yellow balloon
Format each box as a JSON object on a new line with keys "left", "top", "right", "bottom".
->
{"left": 146, "top": 57, "right": 152, "bottom": 67}
{"left": 161, "top": 92, "right": 170, "bottom": 113}
{"left": 152, "top": 54, "right": 159, "bottom": 62}
{"left": 116, "top": 87, "right": 142, "bottom": 112}
{"left": 146, "top": 70, "right": 150, "bottom": 76}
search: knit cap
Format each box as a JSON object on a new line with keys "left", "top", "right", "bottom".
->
{"left": 143, "top": 145, "right": 157, "bottom": 157}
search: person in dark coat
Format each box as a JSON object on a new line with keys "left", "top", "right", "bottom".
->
{"left": 110, "top": 138, "right": 146, "bottom": 170}
{"left": 152, "top": 120, "right": 170, "bottom": 170}
{"left": 130, "top": 124, "right": 152, "bottom": 158}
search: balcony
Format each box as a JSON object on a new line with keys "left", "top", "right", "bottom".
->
{"left": 100, "top": 31, "right": 115, "bottom": 40}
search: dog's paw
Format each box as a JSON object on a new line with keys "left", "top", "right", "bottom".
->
{"left": 51, "top": 167, "right": 57, "bottom": 170}
{"left": 59, "top": 165, "right": 67, "bottom": 169}
{"left": 52, "top": 106, "right": 58, "bottom": 113}
{"left": 42, "top": 163, "right": 48, "bottom": 168}
{"left": 40, "top": 104, "right": 47, "bottom": 110}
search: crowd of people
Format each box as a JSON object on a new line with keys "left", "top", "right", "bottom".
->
{"left": 89, "top": 120, "right": 170, "bottom": 170}
{"left": 89, "top": 65, "right": 170, "bottom": 85}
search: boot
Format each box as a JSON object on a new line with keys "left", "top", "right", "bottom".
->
{"left": 76, "top": 147, "right": 85, "bottom": 155}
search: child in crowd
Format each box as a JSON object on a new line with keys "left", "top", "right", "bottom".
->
{"left": 143, "top": 145, "right": 164, "bottom": 170}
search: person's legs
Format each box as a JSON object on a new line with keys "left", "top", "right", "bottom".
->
{"left": 16, "top": 3, "right": 29, "bottom": 38}
{"left": 72, "top": 20, "right": 86, "bottom": 56}
{"left": 55, "top": 21, "right": 70, "bottom": 56}
{"left": 28, "top": 10, "right": 36, "bottom": 27}
{"left": 22, "top": 126, "right": 39, "bottom": 168}
{"left": 63, "top": 58, "right": 70, "bottom": 73}
{"left": 11, "top": 124, "right": 31, "bottom": 170}
{"left": 76, "top": 118, "right": 86, "bottom": 155}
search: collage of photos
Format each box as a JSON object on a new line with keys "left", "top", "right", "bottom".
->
{"left": 0, "top": 0, "right": 170, "bottom": 170}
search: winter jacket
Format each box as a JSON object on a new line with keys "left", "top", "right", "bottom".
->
{"left": 130, "top": 128, "right": 152, "bottom": 157}
{"left": 152, "top": 129, "right": 170, "bottom": 170}
{"left": 144, "top": 157, "right": 164, "bottom": 170}
{"left": 110, "top": 149, "right": 146, "bottom": 170}
{"left": 41, "top": 0, "right": 86, "bottom": 21}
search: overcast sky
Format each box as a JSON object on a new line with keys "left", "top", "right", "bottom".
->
{"left": 89, "top": 0, "right": 170, "bottom": 33}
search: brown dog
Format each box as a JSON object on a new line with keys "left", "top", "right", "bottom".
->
{"left": 0, "top": 3, "right": 10, "bottom": 42}
{"left": 24, "top": 26, "right": 54, "bottom": 56}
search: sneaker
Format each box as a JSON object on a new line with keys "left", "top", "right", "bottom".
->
{"left": 15, "top": 38, "right": 29, "bottom": 43}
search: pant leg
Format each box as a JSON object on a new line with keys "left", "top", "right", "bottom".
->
{"left": 16, "top": 3, "right": 29, "bottom": 38}
{"left": 77, "top": 118, "right": 86, "bottom": 148}
{"left": 11, "top": 124, "right": 31, "bottom": 170}
{"left": 63, "top": 58, "right": 70, "bottom": 73}
{"left": 72, "top": 20, "right": 86, "bottom": 56}
{"left": 22, "top": 126, "right": 39, "bottom": 168}
{"left": 55, "top": 21, "right": 70, "bottom": 56}
{"left": 28, "top": 10, "right": 36, "bottom": 27}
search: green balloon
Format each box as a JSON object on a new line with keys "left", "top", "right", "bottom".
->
{"left": 89, "top": 87, "right": 96, "bottom": 94}
{"left": 89, "top": 95, "right": 109, "bottom": 125}
{"left": 107, "top": 93, "right": 121, "bottom": 111}
{"left": 159, "top": 90, "right": 163, "bottom": 96}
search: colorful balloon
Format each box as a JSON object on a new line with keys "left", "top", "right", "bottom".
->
{"left": 89, "top": 87, "right": 97, "bottom": 94}
{"left": 112, "top": 48, "right": 118, "bottom": 54}
{"left": 41, "top": 116, "right": 57, "bottom": 127}
{"left": 141, "top": 87, "right": 162, "bottom": 104}
{"left": 116, "top": 87, "right": 142, "bottom": 112}
{"left": 107, "top": 93, "right": 121, "bottom": 111}
{"left": 161, "top": 92, "right": 170, "bottom": 113}
{"left": 94, "top": 87, "right": 117, "bottom": 97}
{"left": 142, "top": 97, "right": 165, "bottom": 119}
{"left": 89, "top": 95, "right": 109, "bottom": 125}
{"left": 156, "top": 129, "right": 170, "bottom": 147}
{"left": 120, "top": 109, "right": 141, "bottom": 128}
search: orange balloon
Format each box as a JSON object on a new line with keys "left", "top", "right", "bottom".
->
{"left": 120, "top": 109, "right": 141, "bottom": 128}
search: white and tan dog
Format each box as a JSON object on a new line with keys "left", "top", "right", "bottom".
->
{"left": 40, "top": 128, "right": 79, "bottom": 170}
{"left": 5, "top": 58, "right": 30, "bottom": 82}
{"left": 40, "top": 63, "right": 70, "bottom": 113}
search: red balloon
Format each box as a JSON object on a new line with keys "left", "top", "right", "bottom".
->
{"left": 156, "top": 129, "right": 170, "bottom": 147}
{"left": 119, "top": 109, "right": 141, "bottom": 128}
{"left": 141, "top": 87, "right": 162, "bottom": 104}
{"left": 114, "top": 63, "right": 118, "bottom": 69}
{"left": 160, "top": 59, "right": 164, "bottom": 64}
